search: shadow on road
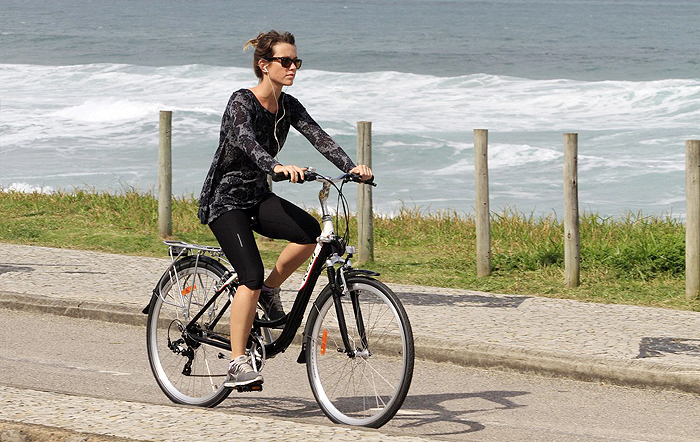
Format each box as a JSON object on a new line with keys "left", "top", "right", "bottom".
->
{"left": 391, "top": 390, "right": 529, "bottom": 436}
{"left": 637, "top": 337, "right": 700, "bottom": 358}
{"left": 217, "top": 389, "right": 529, "bottom": 436}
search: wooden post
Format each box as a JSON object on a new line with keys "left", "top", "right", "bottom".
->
{"left": 158, "top": 110, "right": 172, "bottom": 238}
{"left": 357, "top": 121, "right": 374, "bottom": 263}
{"left": 686, "top": 140, "right": 700, "bottom": 300}
{"left": 474, "top": 129, "right": 491, "bottom": 277}
{"left": 563, "top": 133, "right": 580, "bottom": 288}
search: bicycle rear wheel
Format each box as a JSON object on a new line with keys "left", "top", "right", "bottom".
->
{"left": 146, "top": 256, "right": 232, "bottom": 407}
{"left": 305, "top": 276, "right": 414, "bottom": 428}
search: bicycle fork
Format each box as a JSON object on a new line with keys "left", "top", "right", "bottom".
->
{"left": 327, "top": 265, "right": 370, "bottom": 358}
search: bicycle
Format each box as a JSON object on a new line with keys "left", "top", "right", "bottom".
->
{"left": 144, "top": 168, "right": 414, "bottom": 428}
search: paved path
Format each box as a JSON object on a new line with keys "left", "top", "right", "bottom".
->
{"left": 0, "top": 385, "right": 429, "bottom": 442}
{"left": 0, "top": 242, "right": 699, "bottom": 440}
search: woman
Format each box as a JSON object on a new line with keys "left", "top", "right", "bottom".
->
{"left": 198, "top": 30, "right": 372, "bottom": 388}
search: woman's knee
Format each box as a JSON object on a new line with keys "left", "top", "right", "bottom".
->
{"left": 279, "top": 198, "right": 321, "bottom": 243}
{"left": 300, "top": 219, "right": 321, "bottom": 244}
{"left": 236, "top": 284, "right": 262, "bottom": 297}
{"left": 238, "top": 267, "right": 264, "bottom": 290}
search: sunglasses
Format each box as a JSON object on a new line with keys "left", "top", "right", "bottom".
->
{"left": 264, "top": 56, "right": 303, "bottom": 69}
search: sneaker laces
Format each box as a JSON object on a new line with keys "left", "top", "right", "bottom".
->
{"left": 229, "top": 355, "right": 256, "bottom": 376}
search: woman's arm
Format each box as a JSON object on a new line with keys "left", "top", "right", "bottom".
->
{"left": 286, "top": 96, "right": 356, "bottom": 173}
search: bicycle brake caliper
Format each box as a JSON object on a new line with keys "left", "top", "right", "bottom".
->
{"left": 338, "top": 265, "right": 350, "bottom": 296}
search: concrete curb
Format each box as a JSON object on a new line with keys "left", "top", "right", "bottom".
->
{"left": 0, "top": 291, "right": 147, "bottom": 327}
{"left": 414, "top": 337, "right": 700, "bottom": 394}
{"left": 0, "top": 419, "right": 138, "bottom": 442}
{"left": 2, "top": 291, "right": 699, "bottom": 394}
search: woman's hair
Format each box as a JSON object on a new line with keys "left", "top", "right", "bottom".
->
{"left": 244, "top": 30, "right": 296, "bottom": 79}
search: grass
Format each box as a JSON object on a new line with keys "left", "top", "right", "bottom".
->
{"left": 0, "top": 189, "right": 697, "bottom": 311}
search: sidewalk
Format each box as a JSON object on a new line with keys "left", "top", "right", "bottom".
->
{"left": 0, "top": 242, "right": 699, "bottom": 439}
{"left": 0, "top": 385, "right": 429, "bottom": 442}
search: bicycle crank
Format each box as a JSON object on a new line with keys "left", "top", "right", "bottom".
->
{"left": 247, "top": 332, "right": 266, "bottom": 372}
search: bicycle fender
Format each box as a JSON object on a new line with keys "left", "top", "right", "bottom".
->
{"left": 344, "top": 268, "right": 380, "bottom": 278}
{"left": 143, "top": 261, "right": 185, "bottom": 315}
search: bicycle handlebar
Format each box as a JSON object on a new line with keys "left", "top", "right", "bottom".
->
{"left": 270, "top": 168, "right": 376, "bottom": 186}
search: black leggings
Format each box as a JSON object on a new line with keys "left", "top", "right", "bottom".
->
{"left": 208, "top": 194, "right": 321, "bottom": 290}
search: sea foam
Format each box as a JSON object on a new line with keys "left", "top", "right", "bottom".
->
{"left": 1, "top": 63, "right": 699, "bottom": 216}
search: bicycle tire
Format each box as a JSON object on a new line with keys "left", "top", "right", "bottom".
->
{"left": 305, "top": 276, "right": 414, "bottom": 427}
{"left": 146, "top": 256, "right": 232, "bottom": 407}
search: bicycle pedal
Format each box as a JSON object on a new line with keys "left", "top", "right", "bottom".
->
{"left": 235, "top": 382, "right": 263, "bottom": 393}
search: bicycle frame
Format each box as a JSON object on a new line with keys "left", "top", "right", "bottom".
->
{"left": 161, "top": 170, "right": 370, "bottom": 362}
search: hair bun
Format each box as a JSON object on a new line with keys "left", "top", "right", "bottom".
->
{"left": 243, "top": 32, "right": 267, "bottom": 51}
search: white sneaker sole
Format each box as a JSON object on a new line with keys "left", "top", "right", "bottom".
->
{"left": 223, "top": 375, "right": 263, "bottom": 388}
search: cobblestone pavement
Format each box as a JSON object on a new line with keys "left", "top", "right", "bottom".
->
{"left": 0, "top": 386, "right": 429, "bottom": 442}
{"left": 0, "top": 242, "right": 699, "bottom": 439}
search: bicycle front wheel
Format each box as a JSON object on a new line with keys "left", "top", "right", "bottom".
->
{"left": 146, "top": 256, "right": 231, "bottom": 407}
{"left": 305, "top": 276, "right": 414, "bottom": 428}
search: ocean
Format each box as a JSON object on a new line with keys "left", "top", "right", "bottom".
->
{"left": 1, "top": 0, "right": 699, "bottom": 217}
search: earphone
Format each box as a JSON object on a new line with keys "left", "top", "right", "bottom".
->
{"left": 259, "top": 62, "right": 286, "bottom": 156}
{"left": 264, "top": 64, "right": 285, "bottom": 156}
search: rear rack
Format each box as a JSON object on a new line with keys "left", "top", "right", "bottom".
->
{"left": 163, "top": 240, "right": 224, "bottom": 261}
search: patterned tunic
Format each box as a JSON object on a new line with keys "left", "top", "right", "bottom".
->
{"left": 198, "top": 89, "right": 356, "bottom": 224}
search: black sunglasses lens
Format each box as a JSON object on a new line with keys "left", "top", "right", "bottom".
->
{"left": 268, "top": 57, "right": 301, "bottom": 69}
{"left": 284, "top": 58, "right": 302, "bottom": 69}
{"left": 281, "top": 58, "right": 302, "bottom": 69}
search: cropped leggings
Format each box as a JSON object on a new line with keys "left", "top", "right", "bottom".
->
{"left": 208, "top": 194, "right": 321, "bottom": 290}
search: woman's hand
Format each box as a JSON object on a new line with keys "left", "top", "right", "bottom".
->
{"left": 273, "top": 164, "right": 307, "bottom": 183}
{"left": 349, "top": 164, "right": 373, "bottom": 182}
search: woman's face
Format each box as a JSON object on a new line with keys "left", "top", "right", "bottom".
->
{"left": 263, "top": 43, "right": 298, "bottom": 86}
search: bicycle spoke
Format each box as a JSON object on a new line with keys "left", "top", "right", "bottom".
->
{"left": 360, "top": 357, "right": 398, "bottom": 392}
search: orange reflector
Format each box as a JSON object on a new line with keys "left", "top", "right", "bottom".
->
{"left": 181, "top": 284, "right": 196, "bottom": 296}
{"left": 320, "top": 329, "right": 328, "bottom": 355}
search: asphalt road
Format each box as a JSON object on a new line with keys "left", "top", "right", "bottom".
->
{"left": 1, "top": 308, "right": 698, "bottom": 441}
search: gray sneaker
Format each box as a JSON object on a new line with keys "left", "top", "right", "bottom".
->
{"left": 223, "top": 355, "right": 263, "bottom": 388}
{"left": 259, "top": 286, "right": 285, "bottom": 321}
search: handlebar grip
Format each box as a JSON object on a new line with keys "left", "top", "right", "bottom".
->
{"left": 270, "top": 170, "right": 315, "bottom": 183}
{"left": 347, "top": 173, "right": 376, "bottom": 187}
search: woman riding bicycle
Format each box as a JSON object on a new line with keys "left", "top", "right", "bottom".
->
{"left": 197, "top": 30, "right": 372, "bottom": 388}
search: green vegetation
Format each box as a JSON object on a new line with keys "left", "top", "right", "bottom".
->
{"left": 0, "top": 189, "right": 696, "bottom": 311}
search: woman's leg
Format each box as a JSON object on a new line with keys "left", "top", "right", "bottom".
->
{"left": 228, "top": 285, "right": 260, "bottom": 357}
{"left": 256, "top": 195, "right": 321, "bottom": 288}
{"left": 264, "top": 243, "right": 316, "bottom": 288}
{"left": 209, "top": 209, "right": 265, "bottom": 360}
